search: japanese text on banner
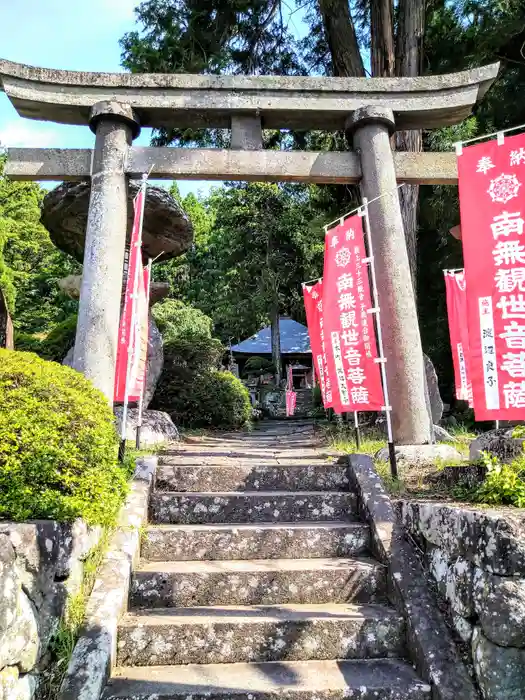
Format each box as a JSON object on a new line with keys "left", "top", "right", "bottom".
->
{"left": 302, "top": 280, "right": 335, "bottom": 408}
{"left": 321, "top": 215, "right": 384, "bottom": 412}
{"left": 458, "top": 132, "right": 525, "bottom": 419}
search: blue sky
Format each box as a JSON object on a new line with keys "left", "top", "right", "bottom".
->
{"left": 0, "top": 0, "right": 213, "bottom": 197}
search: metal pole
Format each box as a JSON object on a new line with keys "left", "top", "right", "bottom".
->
{"left": 136, "top": 257, "right": 153, "bottom": 450}
{"left": 354, "top": 411, "right": 361, "bottom": 450}
{"left": 361, "top": 197, "right": 398, "bottom": 479}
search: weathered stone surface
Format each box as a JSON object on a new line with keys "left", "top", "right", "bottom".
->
{"left": 397, "top": 501, "right": 525, "bottom": 575}
{"left": 0, "top": 58, "right": 499, "bottom": 131}
{"left": 58, "top": 457, "right": 157, "bottom": 700}
{"left": 103, "top": 658, "right": 432, "bottom": 700}
{"left": 427, "top": 548, "right": 474, "bottom": 618}
{"left": 0, "top": 590, "right": 39, "bottom": 672}
{"left": 348, "top": 455, "right": 478, "bottom": 700}
{"left": 41, "top": 180, "right": 193, "bottom": 263}
{"left": 156, "top": 461, "right": 349, "bottom": 492}
{"left": 424, "top": 354, "right": 444, "bottom": 424}
{"left": 432, "top": 424, "right": 453, "bottom": 442}
{"left": 141, "top": 522, "right": 371, "bottom": 562}
{"left": 469, "top": 427, "right": 525, "bottom": 463}
{"left": 130, "top": 557, "right": 386, "bottom": 608}
{"left": 451, "top": 613, "right": 473, "bottom": 643}
{"left": 117, "top": 604, "right": 405, "bottom": 666}
{"left": 472, "top": 626, "right": 525, "bottom": 700}
{"left": 0, "top": 534, "right": 17, "bottom": 642}
{"left": 473, "top": 568, "right": 525, "bottom": 647}
{"left": 150, "top": 491, "right": 357, "bottom": 524}
{"left": 375, "top": 444, "right": 463, "bottom": 465}
{"left": 114, "top": 408, "right": 178, "bottom": 447}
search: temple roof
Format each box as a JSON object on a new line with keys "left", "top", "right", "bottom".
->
{"left": 232, "top": 318, "right": 311, "bottom": 355}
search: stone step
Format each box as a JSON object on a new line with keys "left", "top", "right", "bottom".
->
{"left": 104, "top": 659, "right": 432, "bottom": 700}
{"left": 155, "top": 462, "right": 349, "bottom": 492}
{"left": 130, "top": 557, "right": 387, "bottom": 608}
{"left": 149, "top": 491, "right": 357, "bottom": 525}
{"left": 141, "top": 522, "right": 371, "bottom": 561}
{"left": 116, "top": 603, "right": 405, "bottom": 666}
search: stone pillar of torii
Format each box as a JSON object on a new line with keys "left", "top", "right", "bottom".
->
{"left": 0, "top": 58, "right": 500, "bottom": 445}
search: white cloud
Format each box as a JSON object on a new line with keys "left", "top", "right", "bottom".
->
{"left": 0, "top": 121, "right": 62, "bottom": 149}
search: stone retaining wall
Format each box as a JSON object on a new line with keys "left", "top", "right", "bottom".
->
{"left": 0, "top": 520, "right": 102, "bottom": 699}
{"left": 395, "top": 501, "right": 525, "bottom": 700}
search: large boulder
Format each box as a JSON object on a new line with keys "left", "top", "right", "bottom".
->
{"left": 114, "top": 408, "right": 179, "bottom": 446}
{"left": 41, "top": 180, "right": 193, "bottom": 263}
{"left": 473, "top": 568, "right": 525, "bottom": 647}
{"left": 469, "top": 427, "right": 525, "bottom": 463}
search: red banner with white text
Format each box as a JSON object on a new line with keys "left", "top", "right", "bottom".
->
{"left": 114, "top": 185, "right": 149, "bottom": 404}
{"left": 322, "top": 215, "right": 384, "bottom": 412}
{"left": 458, "top": 131, "right": 525, "bottom": 419}
{"left": 302, "top": 280, "right": 334, "bottom": 408}
{"left": 444, "top": 270, "right": 473, "bottom": 404}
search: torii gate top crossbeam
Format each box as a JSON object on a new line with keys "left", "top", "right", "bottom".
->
{"left": 0, "top": 59, "right": 499, "bottom": 132}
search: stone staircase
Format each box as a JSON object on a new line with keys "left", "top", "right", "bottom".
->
{"left": 103, "top": 422, "right": 431, "bottom": 700}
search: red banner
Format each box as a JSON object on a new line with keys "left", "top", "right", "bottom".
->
{"left": 444, "top": 270, "right": 473, "bottom": 404}
{"left": 458, "top": 131, "right": 525, "bottom": 419}
{"left": 322, "top": 215, "right": 384, "bottom": 412}
{"left": 286, "top": 391, "right": 297, "bottom": 417}
{"left": 114, "top": 185, "right": 149, "bottom": 404}
{"left": 302, "top": 280, "right": 334, "bottom": 408}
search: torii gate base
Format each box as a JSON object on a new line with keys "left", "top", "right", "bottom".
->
{"left": 0, "top": 59, "right": 500, "bottom": 444}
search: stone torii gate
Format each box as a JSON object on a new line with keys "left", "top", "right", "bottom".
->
{"left": 0, "top": 59, "right": 499, "bottom": 445}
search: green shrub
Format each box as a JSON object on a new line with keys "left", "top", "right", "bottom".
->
{"left": 0, "top": 349, "right": 125, "bottom": 525}
{"left": 40, "top": 314, "right": 77, "bottom": 361}
{"left": 243, "top": 356, "right": 275, "bottom": 376}
{"left": 14, "top": 331, "right": 43, "bottom": 354}
{"left": 152, "top": 299, "right": 213, "bottom": 343}
{"left": 470, "top": 452, "right": 525, "bottom": 508}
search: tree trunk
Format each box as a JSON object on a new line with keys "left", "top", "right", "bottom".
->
{"left": 317, "top": 0, "right": 365, "bottom": 77}
{"left": 370, "top": 0, "right": 395, "bottom": 77}
{"left": 395, "top": 0, "right": 425, "bottom": 286}
{"left": 271, "top": 305, "right": 282, "bottom": 386}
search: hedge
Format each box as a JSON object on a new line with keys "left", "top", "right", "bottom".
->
{"left": 0, "top": 349, "right": 126, "bottom": 525}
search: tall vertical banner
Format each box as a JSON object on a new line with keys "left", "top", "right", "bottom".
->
{"left": 114, "top": 183, "right": 149, "bottom": 404}
{"left": 302, "top": 280, "right": 334, "bottom": 408}
{"left": 322, "top": 215, "right": 384, "bottom": 412}
{"left": 444, "top": 270, "right": 473, "bottom": 404}
{"left": 458, "top": 131, "right": 525, "bottom": 419}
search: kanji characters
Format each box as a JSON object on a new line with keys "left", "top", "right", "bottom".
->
{"left": 344, "top": 348, "right": 361, "bottom": 366}
{"left": 341, "top": 329, "right": 359, "bottom": 346}
{"left": 351, "top": 386, "right": 369, "bottom": 403}
{"left": 501, "top": 352, "right": 525, "bottom": 378}
{"left": 335, "top": 247, "right": 352, "bottom": 267}
{"left": 337, "top": 274, "right": 354, "bottom": 292}
{"left": 340, "top": 311, "right": 357, "bottom": 329}
{"left": 330, "top": 236, "right": 339, "bottom": 248}
{"left": 493, "top": 240, "right": 525, "bottom": 266}
{"left": 503, "top": 381, "right": 525, "bottom": 408}
{"left": 347, "top": 367, "right": 365, "bottom": 384}
{"left": 338, "top": 293, "right": 356, "bottom": 311}
{"left": 510, "top": 148, "right": 525, "bottom": 166}
{"left": 494, "top": 268, "right": 525, "bottom": 293}
{"left": 497, "top": 294, "right": 525, "bottom": 319}
{"left": 490, "top": 211, "right": 524, "bottom": 239}
{"left": 500, "top": 321, "right": 525, "bottom": 349}
{"left": 345, "top": 228, "right": 355, "bottom": 241}
{"left": 476, "top": 156, "right": 495, "bottom": 175}
{"left": 311, "top": 290, "right": 319, "bottom": 299}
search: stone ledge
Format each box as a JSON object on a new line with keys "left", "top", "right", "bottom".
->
{"left": 347, "top": 454, "right": 478, "bottom": 700}
{"left": 58, "top": 456, "right": 157, "bottom": 700}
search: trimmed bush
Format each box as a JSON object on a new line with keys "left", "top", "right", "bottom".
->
{"left": 189, "top": 371, "right": 252, "bottom": 428}
{"left": 0, "top": 349, "right": 125, "bottom": 525}
{"left": 40, "top": 313, "right": 77, "bottom": 361}
{"left": 14, "top": 331, "right": 44, "bottom": 354}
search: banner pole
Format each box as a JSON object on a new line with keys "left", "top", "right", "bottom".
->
{"left": 354, "top": 411, "right": 361, "bottom": 450}
{"left": 136, "top": 257, "right": 153, "bottom": 450}
{"left": 120, "top": 174, "right": 147, "bottom": 461}
{"left": 360, "top": 198, "right": 398, "bottom": 479}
